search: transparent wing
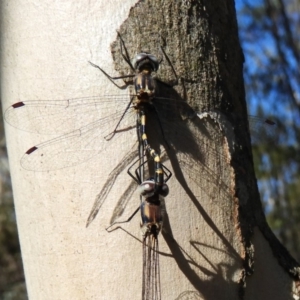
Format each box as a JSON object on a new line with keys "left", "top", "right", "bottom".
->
{"left": 143, "top": 94, "right": 277, "bottom": 199}
{"left": 4, "top": 95, "right": 132, "bottom": 134}
{"left": 248, "top": 115, "right": 276, "bottom": 143}
{"left": 5, "top": 95, "right": 137, "bottom": 171}
{"left": 20, "top": 116, "right": 136, "bottom": 171}
{"left": 143, "top": 235, "right": 161, "bottom": 300}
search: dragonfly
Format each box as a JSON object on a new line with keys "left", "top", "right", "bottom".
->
{"left": 140, "top": 174, "right": 169, "bottom": 300}
{"left": 106, "top": 152, "right": 172, "bottom": 300}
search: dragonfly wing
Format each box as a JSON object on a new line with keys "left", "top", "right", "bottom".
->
{"left": 20, "top": 110, "right": 137, "bottom": 171}
{"left": 148, "top": 99, "right": 232, "bottom": 197}
{"left": 248, "top": 115, "right": 276, "bottom": 143}
{"left": 4, "top": 95, "right": 131, "bottom": 134}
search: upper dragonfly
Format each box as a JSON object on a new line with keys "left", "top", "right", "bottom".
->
{"left": 4, "top": 52, "right": 173, "bottom": 172}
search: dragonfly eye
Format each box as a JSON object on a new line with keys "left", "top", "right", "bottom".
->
{"left": 159, "top": 183, "right": 169, "bottom": 197}
{"left": 132, "top": 53, "right": 159, "bottom": 72}
{"left": 139, "top": 180, "right": 155, "bottom": 196}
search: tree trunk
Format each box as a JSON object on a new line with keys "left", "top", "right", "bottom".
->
{"left": 2, "top": 0, "right": 300, "bottom": 299}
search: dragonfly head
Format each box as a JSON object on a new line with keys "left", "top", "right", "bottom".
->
{"left": 132, "top": 53, "right": 160, "bottom": 72}
{"left": 139, "top": 179, "right": 169, "bottom": 198}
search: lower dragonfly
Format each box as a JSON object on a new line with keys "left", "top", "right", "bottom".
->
{"left": 107, "top": 151, "right": 172, "bottom": 300}
{"left": 140, "top": 175, "right": 169, "bottom": 300}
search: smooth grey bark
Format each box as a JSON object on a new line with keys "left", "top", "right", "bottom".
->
{"left": 1, "top": 1, "right": 142, "bottom": 299}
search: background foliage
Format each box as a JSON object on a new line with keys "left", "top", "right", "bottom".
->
{"left": 0, "top": 0, "right": 299, "bottom": 297}
{"left": 237, "top": 0, "right": 300, "bottom": 262}
{"left": 0, "top": 105, "right": 27, "bottom": 299}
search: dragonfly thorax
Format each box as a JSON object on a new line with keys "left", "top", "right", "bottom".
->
{"left": 134, "top": 72, "right": 156, "bottom": 100}
{"left": 140, "top": 200, "right": 162, "bottom": 238}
